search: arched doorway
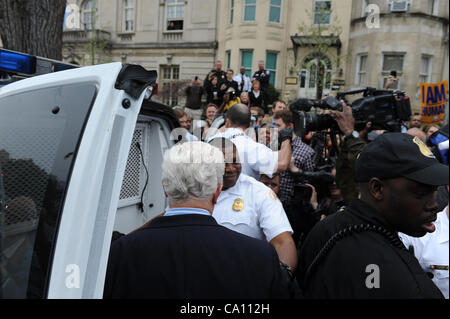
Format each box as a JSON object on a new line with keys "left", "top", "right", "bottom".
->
{"left": 299, "top": 53, "right": 332, "bottom": 99}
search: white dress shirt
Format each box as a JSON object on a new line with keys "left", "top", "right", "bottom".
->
{"left": 213, "top": 174, "right": 293, "bottom": 242}
{"left": 399, "top": 206, "right": 449, "bottom": 299}
{"left": 209, "top": 128, "right": 278, "bottom": 180}
{"left": 233, "top": 73, "right": 252, "bottom": 93}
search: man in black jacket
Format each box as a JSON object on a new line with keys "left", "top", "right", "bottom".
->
{"left": 297, "top": 133, "right": 448, "bottom": 298}
{"left": 103, "top": 141, "right": 290, "bottom": 299}
{"left": 184, "top": 77, "right": 205, "bottom": 121}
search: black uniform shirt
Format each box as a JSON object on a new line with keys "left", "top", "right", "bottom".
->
{"left": 253, "top": 69, "right": 271, "bottom": 90}
{"left": 297, "top": 199, "right": 444, "bottom": 299}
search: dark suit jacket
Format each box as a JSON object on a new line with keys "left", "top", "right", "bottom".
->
{"left": 103, "top": 214, "right": 289, "bottom": 299}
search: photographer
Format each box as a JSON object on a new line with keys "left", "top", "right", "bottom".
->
{"left": 216, "top": 87, "right": 241, "bottom": 114}
{"left": 184, "top": 76, "right": 205, "bottom": 121}
{"left": 204, "top": 75, "right": 223, "bottom": 107}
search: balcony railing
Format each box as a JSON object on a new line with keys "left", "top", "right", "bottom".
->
{"left": 162, "top": 31, "right": 183, "bottom": 42}
{"left": 63, "top": 29, "right": 112, "bottom": 44}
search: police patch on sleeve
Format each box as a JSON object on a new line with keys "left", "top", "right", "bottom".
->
{"left": 269, "top": 190, "right": 280, "bottom": 202}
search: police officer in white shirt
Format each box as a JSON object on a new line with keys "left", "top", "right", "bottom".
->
{"left": 209, "top": 137, "right": 297, "bottom": 272}
{"left": 233, "top": 66, "right": 252, "bottom": 93}
{"left": 207, "top": 104, "right": 292, "bottom": 180}
{"left": 399, "top": 199, "right": 449, "bottom": 299}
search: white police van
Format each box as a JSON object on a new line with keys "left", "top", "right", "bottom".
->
{"left": 0, "top": 49, "right": 178, "bottom": 298}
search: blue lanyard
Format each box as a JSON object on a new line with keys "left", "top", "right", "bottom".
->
{"left": 164, "top": 208, "right": 211, "bottom": 217}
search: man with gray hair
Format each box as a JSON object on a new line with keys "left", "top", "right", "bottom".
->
{"left": 104, "top": 141, "right": 290, "bottom": 299}
{"left": 406, "top": 127, "right": 427, "bottom": 142}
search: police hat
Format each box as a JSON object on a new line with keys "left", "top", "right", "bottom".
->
{"left": 355, "top": 133, "right": 449, "bottom": 185}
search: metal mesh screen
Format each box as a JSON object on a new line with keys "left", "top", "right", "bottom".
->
{"left": 1, "top": 125, "right": 61, "bottom": 232}
{"left": 119, "top": 128, "right": 143, "bottom": 200}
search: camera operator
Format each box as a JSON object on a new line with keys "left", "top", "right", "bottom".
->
{"left": 330, "top": 101, "right": 371, "bottom": 205}
{"left": 286, "top": 88, "right": 414, "bottom": 234}
{"left": 284, "top": 159, "right": 346, "bottom": 248}
{"left": 272, "top": 110, "right": 346, "bottom": 248}
{"left": 272, "top": 110, "right": 315, "bottom": 207}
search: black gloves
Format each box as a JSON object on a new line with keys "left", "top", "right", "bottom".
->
{"left": 278, "top": 127, "right": 293, "bottom": 144}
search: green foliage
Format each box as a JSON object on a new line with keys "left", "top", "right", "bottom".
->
{"left": 265, "top": 83, "right": 281, "bottom": 105}
{"left": 293, "top": 5, "right": 351, "bottom": 99}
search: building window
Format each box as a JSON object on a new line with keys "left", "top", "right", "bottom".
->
{"left": 269, "top": 0, "right": 282, "bottom": 23}
{"left": 266, "top": 52, "right": 278, "bottom": 86}
{"left": 241, "top": 50, "right": 253, "bottom": 77}
{"left": 226, "top": 50, "right": 231, "bottom": 69}
{"left": 229, "top": 0, "right": 234, "bottom": 24}
{"left": 419, "top": 55, "right": 433, "bottom": 83}
{"left": 123, "top": 0, "right": 135, "bottom": 32}
{"left": 356, "top": 54, "right": 368, "bottom": 86}
{"left": 388, "top": 0, "right": 410, "bottom": 12}
{"left": 160, "top": 65, "right": 180, "bottom": 106}
{"left": 82, "top": 0, "right": 97, "bottom": 30}
{"left": 382, "top": 53, "right": 404, "bottom": 90}
{"left": 382, "top": 53, "right": 405, "bottom": 73}
{"left": 314, "top": 1, "right": 331, "bottom": 25}
{"left": 166, "top": 0, "right": 184, "bottom": 31}
{"left": 427, "top": 0, "right": 439, "bottom": 15}
{"left": 244, "top": 0, "right": 256, "bottom": 22}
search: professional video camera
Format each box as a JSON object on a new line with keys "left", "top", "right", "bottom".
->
{"left": 290, "top": 87, "right": 412, "bottom": 138}
{"left": 286, "top": 165, "right": 342, "bottom": 247}
{"left": 291, "top": 166, "right": 334, "bottom": 203}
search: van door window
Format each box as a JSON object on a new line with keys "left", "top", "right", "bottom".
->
{"left": 0, "top": 83, "right": 96, "bottom": 298}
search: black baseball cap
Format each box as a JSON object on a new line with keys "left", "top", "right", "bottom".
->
{"left": 355, "top": 133, "right": 449, "bottom": 185}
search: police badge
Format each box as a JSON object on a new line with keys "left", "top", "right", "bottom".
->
{"left": 232, "top": 198, "right": 244, "bottom": 211}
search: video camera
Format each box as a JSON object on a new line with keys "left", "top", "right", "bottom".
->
{"left": 291, "top": 165, "right": 335, "bottom": 203}
{"left": 290, "top": 87, "right": 412, "bottom": 138}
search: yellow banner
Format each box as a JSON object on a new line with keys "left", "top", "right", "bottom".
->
{"left": 420, "top": 80, "right": 448, "bottom": 125}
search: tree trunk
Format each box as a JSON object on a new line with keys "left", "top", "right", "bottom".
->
{"left": 0, "top": 0, "right": 66, "bottom": 60}
{"left": 316, "top": 61, "right": 325, "bottom": 100}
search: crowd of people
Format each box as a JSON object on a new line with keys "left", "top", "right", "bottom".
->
{"left": 104, "top": 60, "right": 449, "bottom": 300}
{"left": 181, "top": 60, "right": 273, "bottom": 125}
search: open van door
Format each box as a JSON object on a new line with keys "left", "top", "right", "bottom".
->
{"left": 0, "top": 62, "right": 165, "bottom": 298}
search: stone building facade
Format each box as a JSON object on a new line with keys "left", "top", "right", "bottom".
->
{"left": 347, "top": 0, "right": 449, "bottom": 113}
{"left": 3, "top": 0, "right": 446, "bottom": 112}
{"left": 216, "top": 0, "right": 448, "bottom": 112}
{"left": 215, "top": 0, "right": 353, "bottom": 103}
{"left": 62, "top": 0, "right": 219, "bottom": 106}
